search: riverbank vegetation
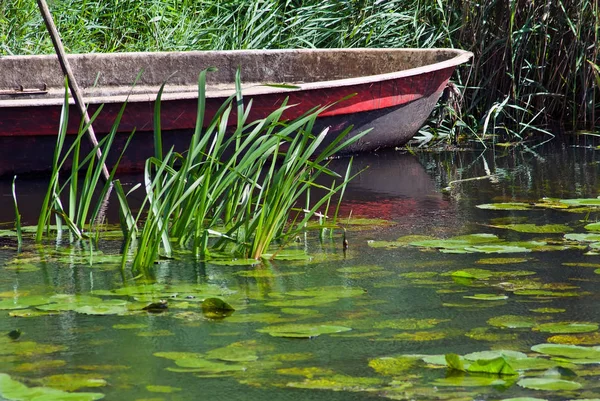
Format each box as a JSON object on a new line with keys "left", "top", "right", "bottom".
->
{"left": 2, "top": 0, "right": 599, "bottom": 142}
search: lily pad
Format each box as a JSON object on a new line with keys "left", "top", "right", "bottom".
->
{"left": 368, "top": 356, "right": 418, "bottom": 376}
{"left": 530, "top": 308, "right": 566, "bottom": 314}
{"left": 548, "top": 332, "right": 600, "bottom": 345}
{"left": 517, "top": 378, "right": 581, "bottom": 391}
{"left": 565, "top": 233, "right": 600, "bottom": 242}
{"left": 174, "top": 358, "right": 246, "bottom": 373}
{"left": 36, "top": 374, "right": 107, "bottom": 392}
{"left": 531, "top": 343, "right": 600, "bottom": 359}
{"left": 467, "top": 356, "right": 517, "bottom": 375}
{"left": 0, "top": 373, "right": 104, "bottom": 401}
{"left": 463, "top": 294, "right": 508, "bottom": 301}
{"left": 286, "top": 374, "right": 383, "bottom": 391}
{"left": 74, "top": 304, "right": 128, "bottom": 315}
{"left": 477, "top": 202, "right": 532, "bottom": 210}
{"left": 206, "top": 341, "right": 259, "bottom": 362}
{"left": 534, "top": 322, "right": 599, "bottom": 334}
{"left": 490, "top": 224, "right": 572, "bottom": 233}
{"left": 433, "top": 376, "right": 509, "bottom": 387}
{"left": 464, "top": 245, "right": 532, "bottom": 254}
{"left": 476, "top": 257, "right": 530, "bottom": 264}
{"left": 13, "top": 359, "right": 66, "bottom": 372}
{"left": 488, "top": 315, "right": 540, "bottom": 329}
{"left": 392, "top": 331, "right": 446, "bottom": 342}
{"left": 374, "top": 318, "right": 449, "bottom": 330}
{"left": 257, "top": 324, "right": 351, "bottom": 338}
{"left": 0, "top": 296, "right": 50, "bottom": 310}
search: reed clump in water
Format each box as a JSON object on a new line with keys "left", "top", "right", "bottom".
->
{"left": 34, "top": 70, "right": 365, "bottom": 272}
{"left": 3, "top": 0, "right": 597, "bottom": 140}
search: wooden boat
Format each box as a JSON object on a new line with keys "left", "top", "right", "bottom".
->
{"left": 0, "top": 48, "right": 472, "bottom": 175}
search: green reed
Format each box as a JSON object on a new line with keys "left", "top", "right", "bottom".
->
{"left": 35, "top": 78, "right": 128, "bottom": 242}
{"left": 114, "top": 69, "right": 365, "bottom": 271}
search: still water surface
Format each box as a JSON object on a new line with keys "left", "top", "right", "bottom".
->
{"left": 1, "top": 145, "right": 600, "bottom": 400}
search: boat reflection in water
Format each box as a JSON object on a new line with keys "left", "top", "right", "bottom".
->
{"left": 327, "top": 150, "right": 459, "bottom": 234}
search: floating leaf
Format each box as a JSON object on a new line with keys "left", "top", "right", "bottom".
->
{"left": 464, "top": 245, "right": 532, "bottom": 254}
{"left": 276, "top": 367, "right": 335, "bottom": 378}
{"left": 174, "top": 358, "right": 245, "bottom": 373}
{"left": 530, "top": 308, "right": 566, "bottom": 314}
{"left": 517, "top": 378, "right": 581, "bottom": 391}
{"left": 463, "top": 350, "right": 528, "bottom": 361}
{"left": 0, "top": 296, "right": 50, "bottom": 310}
{"left": 476, "top": 257, "right": 530, "bottom": 264}
{"left": 500, "top": 398, "right": 548, "bottom": 401}
{"left": 206, "top": 341, "right": 259, "bottom": 362}
{"left": 534, "top": 322, "right": 598, "bottom": 334}
{"left": 284, "top": 286, "right": 365, "bottom": 299}
{"left": 9, "top": 309, "right": 55, "bottom": 318}
{"left": 531, "top": 343, "right": 600, "bottom": 359}
{"left": 488, "top": 315, "right": 540, "bottom": 329}
{"left": 463, "top": 294, "right": 508, "bottom": 301}
{"left": 280, "top": 308, "right": 320, "bottom": 316}
{"left": 467, "top": 356, "right": 517, "bottom": 375}
{"left": 465, "top": 327, "right": 519, "bottom": 342}
{"left": 0, "top": 373, "right": 104, "bottom": 401}
{"left": 36, "top": 374, "right": 107, "bottom": 391}
{"left": 374, "top": 318, "right": 449, "bottom": 330}
{"left": 154, "top": 352, "right": 204, "bottom": 361}
{"left": 12, "top": 359, "right": 66, "bottom": 373}
{"left": 548, "top": 332, "right": 600, "bottom": 345}
{"left": 74, "top": 304, "right": 128, "bottom": 315}
{"left": 477, "top": 203, "right": 532, "bottom": 210}
{"left": 368, "top": 356, "right": 418, "bottom": 376}
{"left": 513, "top": 290, "right": 582, "bottom": 297}
{"left": 490, "top": 224, "right": 572, "bottom": 233}
{"left": 286, "top": 374, "right": 383, "bottom": 391}
{"left": 433, "top": 376, "right": 508, "bottom": 387}
{"left": 565, "top": 233, "right": 600, "bottom": 242}
{"left": 257, "top": 324, "right": 351, "bottom": 338}
{"left": 560, "top": 198, "right": 600, "bottom": 207}
{"left": 261, "top": 249, "right": 314, "bottom": 261}
{"left": 445, "top": 353, "right": 465, "bottom": 371}
{"left": 393, "top": 331, "right": 446, "bottom": 341}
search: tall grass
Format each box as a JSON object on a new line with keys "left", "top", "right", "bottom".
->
{"left": 2, "top": 1, "right": 598, "bottom": 138}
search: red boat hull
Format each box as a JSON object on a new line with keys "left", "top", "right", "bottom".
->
{"left": 0, "top": 48, "right": 471, "bottom": 175}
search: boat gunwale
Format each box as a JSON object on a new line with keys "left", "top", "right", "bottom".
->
{"left": 0, "top": 48, "right": 472, "bottom": 108}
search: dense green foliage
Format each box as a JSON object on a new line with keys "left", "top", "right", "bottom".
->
{"left": 1, "top": 0, "right": 599, "bottom": 138}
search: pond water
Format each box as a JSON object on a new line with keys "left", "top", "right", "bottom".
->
{"left": 2, "top": 144, "right": 600, "bottom": 400}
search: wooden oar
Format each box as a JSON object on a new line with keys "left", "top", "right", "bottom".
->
{"left": 36, "top": 0, "right": 110, "bottom": 181}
